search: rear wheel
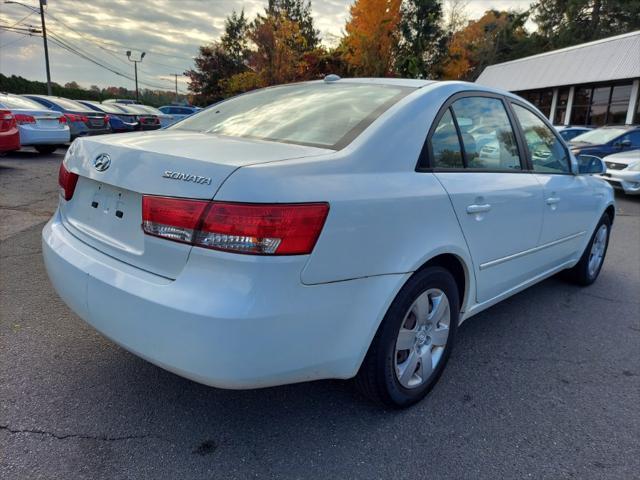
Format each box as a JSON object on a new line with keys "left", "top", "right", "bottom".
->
{"left": 35, "top": 145, "right": 58, "bottom": 155}
{"left": 564, "top": 213, "right": 611, "bottom": 286}
{"left": 356, "top": 267, "right": 459, "bottom": 408}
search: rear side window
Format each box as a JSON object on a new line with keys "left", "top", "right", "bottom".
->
{"left": 450, "top": 97, "right": 522, "bottom": 170}
{"left": 512, "top": 104, "right": 570, "bottom": 174}
{"left": 430, "top": 109, "right": 464, "bottom": 168}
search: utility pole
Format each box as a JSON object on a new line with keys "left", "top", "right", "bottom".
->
{"left": 38, "top": 0, "right": 52, "bottom": 95}
{"left": 4, "top": 0, "right": 51, "bottom": 95}
{"left": 173, "top": 73, "right": 178, "bottom": 102}
{"left": 126, "top": 50, "right": 145, "bottom": 102}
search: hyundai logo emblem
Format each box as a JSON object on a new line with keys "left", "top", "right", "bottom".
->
{"left": 93, "top": 153, "right": 111, "bottom": 172}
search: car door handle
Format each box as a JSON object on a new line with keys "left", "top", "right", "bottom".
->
{"left": 466, "top": 203, "right": 492, "bottom": 214}
{"left": 546, "top": 196, "right": 560, "bottom": 205}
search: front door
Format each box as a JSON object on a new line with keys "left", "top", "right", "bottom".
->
{"left": 511, "top": 103, "right": 599, "bottom": 270}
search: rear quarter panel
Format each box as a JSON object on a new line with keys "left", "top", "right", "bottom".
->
{"left": 214, "top": 82, "right": 474, "bottom": 287}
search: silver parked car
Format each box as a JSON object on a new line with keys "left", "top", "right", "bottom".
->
{"left": 598, "top": 149, "right": 640, "bottom": 195}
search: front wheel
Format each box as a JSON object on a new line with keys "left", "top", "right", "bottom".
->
{"left": 356, "top": 267, "right": 459, "bottom": 408}
{"left": 35, "top": 145, "right": 58, "bottom": 155}
{"left": 565, "top": 213, "right": 611, "bottom": 286}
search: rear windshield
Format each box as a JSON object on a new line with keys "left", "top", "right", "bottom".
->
{"left": 171, "top": 83, "right": 412, "bottom": 149}
{"left": 124, "top": 105, "right": 153, "bottom": 115}
{"left": 92, "top": 102, "right": 130, "bottom": 114}
{"left": 0, "top": 95, "right": 46, "bottom": 110}
{"left": 51, "top": 97, "right": 95, "bottom": 112}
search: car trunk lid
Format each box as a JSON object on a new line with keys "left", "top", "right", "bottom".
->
{"left": 59, "top": 130, "right": 330, "bottom": 278}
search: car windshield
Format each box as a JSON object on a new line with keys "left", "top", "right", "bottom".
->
{"left": 0, "top": 95, "right": 46, "bottom": 110}
{"left": 171, "top": 82, "right": 412, "bottom": 149}
{"left": 571, "top": 128, "right": 628, "bottom": 145}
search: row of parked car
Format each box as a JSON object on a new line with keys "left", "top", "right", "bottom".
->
{"left": 0, "top": 92, "right": 199, "bottom": 154}
{"left": 555, "top": 124, "right": 640, "bottom": 196}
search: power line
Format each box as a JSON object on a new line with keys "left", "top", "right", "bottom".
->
{"left": 46, "top": 32, "right": 178, "bottom": 91}
{"left": 7, "top": 10, "right": 36, "bottom": 28}
{"left": 43, "top": 9, "right": 196, "bottom": 62}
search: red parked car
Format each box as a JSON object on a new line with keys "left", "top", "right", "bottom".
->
{"left": 0, "top": 110, "right": 20, "bottom": 153}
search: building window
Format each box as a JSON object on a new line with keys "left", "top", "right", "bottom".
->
{"left": 514, "top": 89, "right": 553, "bottom": 117}
{"left": 555, "top": 87, "right": 570, "bottom": 125}
{"left": 570, "top": 83, "right": 632, "bottom": 126}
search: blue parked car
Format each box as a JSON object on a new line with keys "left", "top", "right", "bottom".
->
{"left": 76, "top": 100, "right": 139, "bottom": 133}
{"left": 158, "top": 105, "right": 200, "bottom": 122}
{"left": 569, "top": 125, "right": 640, "bottom": 158}
{"left": 554, "top": 126, "right": 592, "bottom": 142}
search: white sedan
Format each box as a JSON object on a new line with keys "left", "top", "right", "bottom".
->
{"left": 0, "top": 93, "right": 70, "bottom": 153}
{"left": 598, "top": 149, "right": 640, "bottom": 195}
{"left": 43, "top": 78, "right": 614, "bottom": 407}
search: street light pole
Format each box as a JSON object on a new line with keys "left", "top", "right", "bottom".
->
{"left": 38, "top": 0, "right": 52, "bottom": 95}
{"left": 126, "top": 50, "right": 145, "bottom": 102}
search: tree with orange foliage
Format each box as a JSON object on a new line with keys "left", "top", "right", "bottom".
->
{"left": 441, "top": 9, "right": 530, "bottom": 81}
{"left": 342, "top": 0, "right": 402, "bottom": 77}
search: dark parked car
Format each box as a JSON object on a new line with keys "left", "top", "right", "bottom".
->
{"left": 115, "top": 104, "right": 161, "bottom": 131}
{"left": 569, "top": 125, "right": 640, "bottom": 158}
{"left": 77, "top": 100, "right": 138, "bottom": 133}
{"left": 24, "top": 95, "right": 111, "bottom": 139}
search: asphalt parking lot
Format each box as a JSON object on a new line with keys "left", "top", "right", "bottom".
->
{"left": 1, "top": 149, "right": 639, "bottom": 480}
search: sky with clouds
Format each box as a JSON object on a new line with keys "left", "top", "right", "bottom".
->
{"left": 0, "top": 0, "right": 532, "bottom": 92}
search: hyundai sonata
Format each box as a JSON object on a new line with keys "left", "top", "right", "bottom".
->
{"left": 43, "top": 78, "right": 615, "bottom": 407}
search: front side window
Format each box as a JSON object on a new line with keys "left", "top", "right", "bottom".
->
{"left": 512, "top": 104, "right": 570, "bottom": 174}
{"left": 172, "top": 83, "right": 411, "bottom": 149}
{"left": 430, "top": 109, "right": 463, "bottom": 168}
{"left": 451, "top": 97, "right": 522, "bottom": 171}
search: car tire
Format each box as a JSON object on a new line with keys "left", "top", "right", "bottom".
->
{"left": 355, "top": 266, "right": 459, "bottom": 408}
{"left": 564, "top": 213, "right": 611, "bottom": 286}
{"left": 35, "top": 145, "right": 58, "bottom": 155}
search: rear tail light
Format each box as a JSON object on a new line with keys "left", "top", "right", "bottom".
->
{"left": 153, "top": 116, "right": 160, "bottom": 124}
{"left": 64, "top": 113, "right": 89, "bottom": 123}
{"left": 104, "top": 115, "right": 110, "bottom": 124}
{"left": 14, "top": 113, "right": 36, "bottom": 125}
{"left": 0, "top": 110, "right": 16, "bottom": 132}
{"left": 58, "top": 163, "right": 79, "bottom": 201}
{"left": 142, "top": 196, "right": 329, "bottom": 255}
{"left": 58, "top": 116, "right": 67, "bottom": 124}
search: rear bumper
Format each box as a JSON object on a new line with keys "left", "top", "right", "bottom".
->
{"left": 18, "top": 125, "right": 70, "bottom": 145}
{"left": 42, "top": 210, "right": 406, "bottom": 389}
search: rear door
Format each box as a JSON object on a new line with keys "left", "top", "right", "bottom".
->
{"left": 510, "top": 102, "right": 598, "bottom": 269}
{"left": 425, "top": 94, "right": 544, "bottom": 303}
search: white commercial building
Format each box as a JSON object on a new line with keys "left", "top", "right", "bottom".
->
{"left": 476, "top": 31, "right": 640, "bottom": 127}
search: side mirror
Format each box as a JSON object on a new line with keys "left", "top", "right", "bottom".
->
{"left": 577, "top": 154, "right": 606, "bottom": 175}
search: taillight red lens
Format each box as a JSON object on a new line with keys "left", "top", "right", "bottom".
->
{"left": 142, "top": 196, "right": 209, "bottom": 244}
{"left": 58, "top": 116, "right": 67, "bottom": 124}
{"left": 141, "top": 196, "right": 329, "bottom": 255}
{"left": 0, "top": 110, "right": 16, "bottom": 132}
{"left": 14, "top": 113, "right": 36, "bottom": 125}
{"left": 58, "top": 163, "right": 79, "bottom": 201}
{"left": 104, "top": 115, "right": 110, "bottom": 124}
{"left": 65, "top": 113, "right": 89, "bottom": 123}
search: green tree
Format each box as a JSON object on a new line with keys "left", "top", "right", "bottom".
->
{"left": 395, "top": 0, "right": 445, "bottom": 78}
{"left": 532, "top": 0, "right": 640, "bottom": 49}
{"left": 221, "top": 9, "right": 250, "bottom": 67}
{"left": 267, "top": 0, "right": 320, "bottom": 50}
